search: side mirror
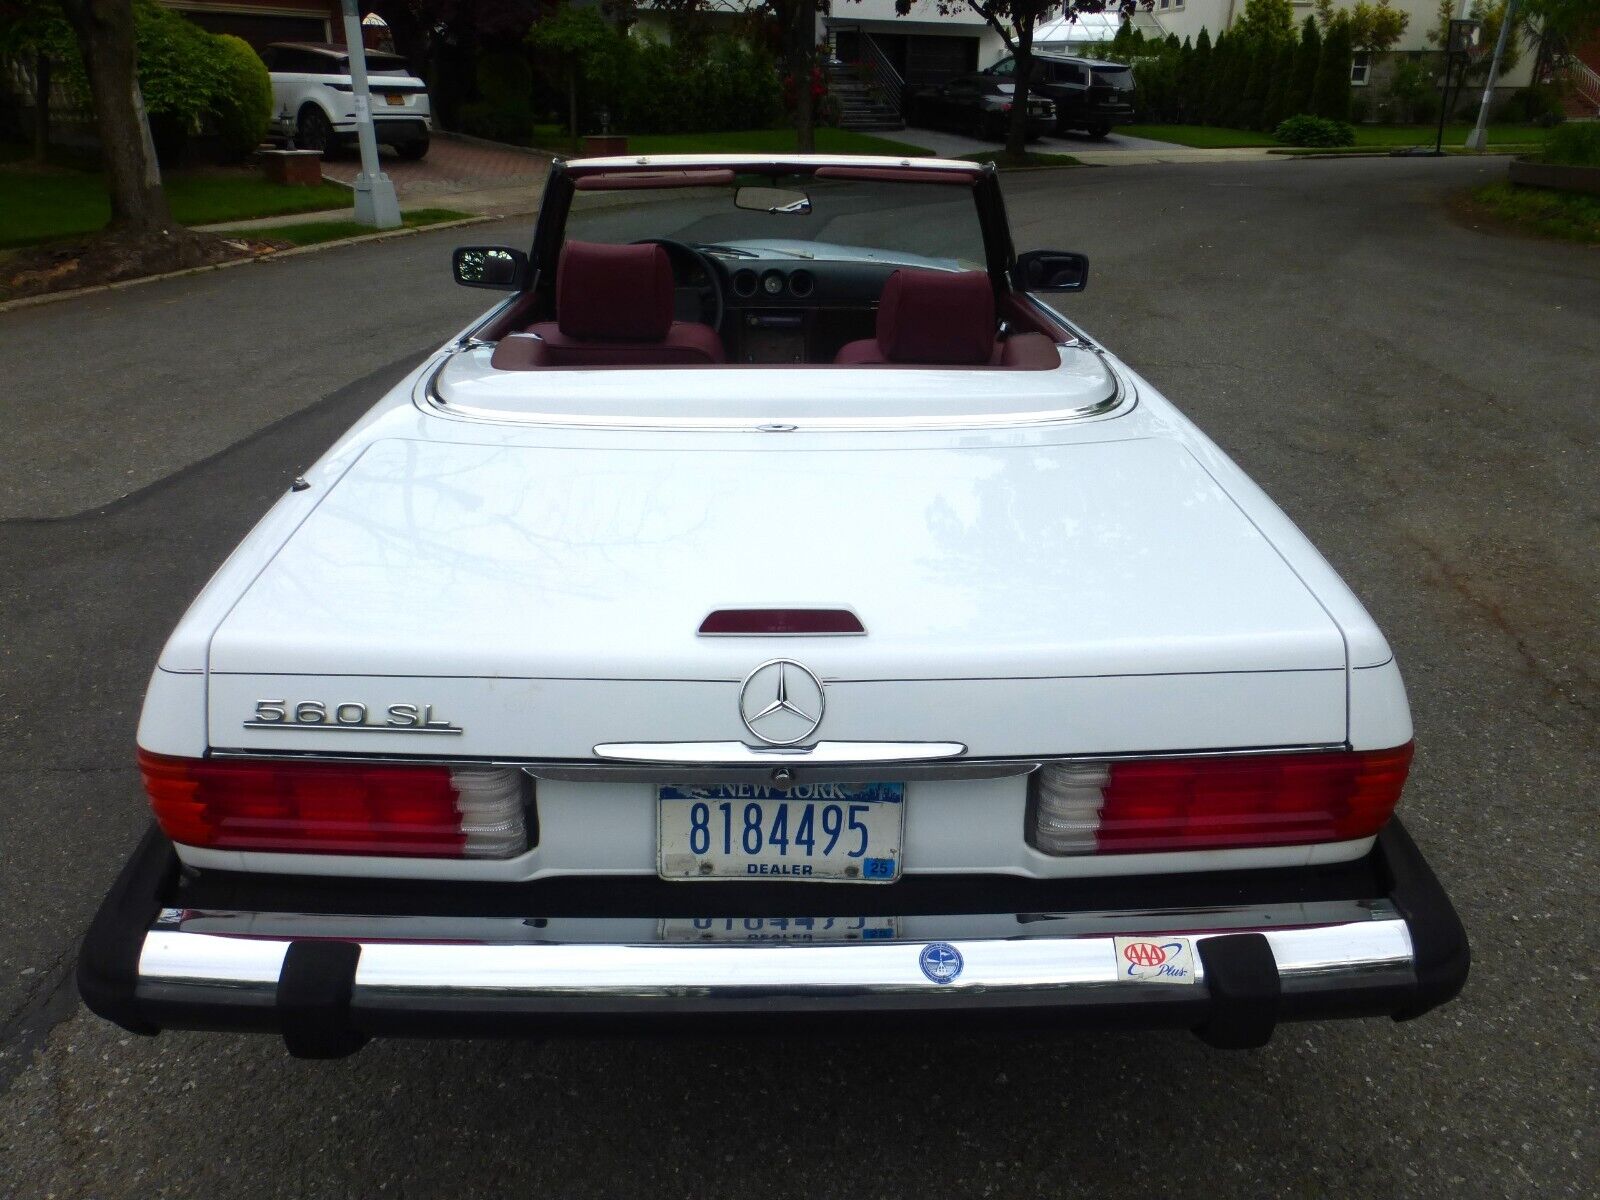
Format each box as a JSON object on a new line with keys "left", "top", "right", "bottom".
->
{"left": 453, "top": 245, "right": 527, "bottom": 290}
{"left": 1014, "top": 249, "right": 1089, "bottom": 293}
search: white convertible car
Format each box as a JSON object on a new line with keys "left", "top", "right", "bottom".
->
{"left": 81, "top": 155, "right": 1467, "bottom": 1057}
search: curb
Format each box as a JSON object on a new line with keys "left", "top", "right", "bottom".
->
{"left": 0, "top": 214, "right": 497, "bottom": 316}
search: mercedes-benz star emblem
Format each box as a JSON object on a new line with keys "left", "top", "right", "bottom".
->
{"left": 738, "top": 659, "right": 826, "bottom": 747}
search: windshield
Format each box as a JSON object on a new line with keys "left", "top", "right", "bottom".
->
{"left": 343, "top": 53, "right": 411, "bottom": 76}
{"left": 566, "top": 174, "right": 988, "bottom": 271}
{"left": 1091, "top": 65, "right": 1134, "bottom": 92}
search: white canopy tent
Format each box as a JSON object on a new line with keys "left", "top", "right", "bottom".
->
{"left": 1033, "top": 12, "right": 1124, "bottom": 55}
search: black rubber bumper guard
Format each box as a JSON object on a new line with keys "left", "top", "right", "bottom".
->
{"left": 77, "top": 820, "right": 1468, "bottom": 1059}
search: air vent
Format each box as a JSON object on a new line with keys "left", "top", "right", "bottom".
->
{"left": 699, "top": 608, "right": 865, "bottom": 636}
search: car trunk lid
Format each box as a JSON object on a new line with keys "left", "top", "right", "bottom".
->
{"left": 206, "top": 434, "right": 1349, "bottom": 757}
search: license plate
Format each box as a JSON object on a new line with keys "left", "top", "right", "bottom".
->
{"left": 657, "top": 782, "right": 904, "bottom": 883}
{"left": 659, "top": 916, "right": 899, "bottom": 942}
{"left": 384, "top": 93, "right": 406, "bottom": 105}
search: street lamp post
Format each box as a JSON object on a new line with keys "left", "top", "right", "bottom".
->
{"left": 1465, "top": 0, "right": 1519, "bottom": 151}
{"left": 338, "top": 0, "right": 401, "bottom": 229}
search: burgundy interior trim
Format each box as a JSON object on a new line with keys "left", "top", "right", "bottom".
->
{"left": 572, "top": 170, "right": 737, "bottom": 191}
{"left": 699, "top": 609, "right": 866, "bottom": 636}
{"left": 812, "top": 166, "right": 978, "bottom": 185}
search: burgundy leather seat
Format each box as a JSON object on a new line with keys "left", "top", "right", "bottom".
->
{"left": 834, "top": 268, "right": 1058, "bottom": 369}
{"left": 491, "top": 241, "right": 724, "bottom": 369}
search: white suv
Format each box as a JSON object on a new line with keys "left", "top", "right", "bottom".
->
{"left": 262, "top": 42, "right": 432, "bottom": 160}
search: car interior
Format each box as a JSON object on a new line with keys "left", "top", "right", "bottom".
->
{"left": 485, "top": 240, "right": 1066, "bottom": 371}
{"left": 457, "top": 162, "right": 1088, "bottom": 370}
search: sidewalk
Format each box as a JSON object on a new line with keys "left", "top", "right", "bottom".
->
{"left": 902, "top": 124, "right": 1279, "bottom": 166}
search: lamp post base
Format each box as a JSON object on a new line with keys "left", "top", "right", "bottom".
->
{"left": 353, "top": 171, "right": 402, "bottom": 229}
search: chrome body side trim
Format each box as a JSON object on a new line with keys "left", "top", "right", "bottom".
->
{"left": 589, "top": 740, "right": 969, "bottom": 765}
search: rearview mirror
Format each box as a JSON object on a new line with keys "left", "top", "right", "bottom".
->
{"left": 735, "top": 186, "right": 812, "bottom": 215}
{"left": 453, "top": 245, "right": 527, "bottom": 290}
{"left": 1014, "top": 249, "right": 1089, "bottom": 293}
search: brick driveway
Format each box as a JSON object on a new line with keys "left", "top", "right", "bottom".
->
{"left": 320, "top": 133, "right": 550, "bottom": 203}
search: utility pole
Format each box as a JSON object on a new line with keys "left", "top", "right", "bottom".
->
{"left": 1465, "top": 0, "right": 1519, "bottom": 151}
{"left": 339, "top": 0, "right": 401, "bottom": 229}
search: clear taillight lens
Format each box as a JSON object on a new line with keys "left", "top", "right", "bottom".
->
{"left": 1030, "top": 744, "right": 1414, "bottom": 856}
{"left": 139, "top": 751, "right": 530, "bottom": 859}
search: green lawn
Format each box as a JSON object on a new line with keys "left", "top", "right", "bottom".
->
{"left": 1350, "top": 123, "right": 1552, "bottom": 148}
{"left": 1464, "top": 181, "right": 1600, "bottom": 244}
{"left": 533, "top": 126, "right": 934, "bottom": 158}
{"left": 0, "top": 164, "right": 350, "bottom": 249}
{"left": 1125, "top": 122, "right": 1554, "bottom": 151}
{"left": 215, "top": 208, "right": 470, "bottom": 248}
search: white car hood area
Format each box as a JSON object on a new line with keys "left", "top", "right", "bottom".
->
{"left": 204, "top": 432, "right": 1351, "bottom": 757}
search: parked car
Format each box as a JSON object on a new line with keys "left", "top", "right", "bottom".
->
{"left": 986, "top": 53, "right": 1136, "bottom": 138}
{"left": 905, "top": 74, "right": 1057, "bottom": 141}
{"left": 79, "top": 154, "right": 1467, "bottom": 1059}
{"left": 261, "top": 41, "right": 431, "bottom": 160}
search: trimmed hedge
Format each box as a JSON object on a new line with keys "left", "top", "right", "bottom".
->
{"left": 1543, "top": 122, "right": 1600, "bottom": 168}
{"left": 1274, "top": 113, "right": 1356, "bottom": 146}
{"left": 212, "top": 34, "right": 272, "bottom": 161}
{"left": 36, "top": 0, "right": 274, "bottom": 164}
{"left": 526, "top": 9, "right": 779, "bottom": 138}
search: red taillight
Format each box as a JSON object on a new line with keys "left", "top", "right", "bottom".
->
{"left": 1031, "top": 744, "right": 1414, "bottom": 856}
{"left": 139, "top": 751, "right": 528, "bottom": 859}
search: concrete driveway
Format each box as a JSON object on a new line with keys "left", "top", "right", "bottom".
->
{"left": 0, "top": 155, "right": 1594, "bottom": 1199}
{"left": 904, "top": 123, "right": 1190, "bottom": 157}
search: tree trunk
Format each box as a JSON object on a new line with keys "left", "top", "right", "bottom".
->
{"left": 567, "top": 64, "right": 579, "bottom": 143}
{"left": 59, "top": 0, "right": 171, "bottom": 232}
{"left": 32, "top": 52, "right": 50, "bottom": 164}
{"left": 1005, "top": 19, "right": 1036, "bottom": 161}
{"left": 791, "top": 0, "right": 816, "bottom": 153}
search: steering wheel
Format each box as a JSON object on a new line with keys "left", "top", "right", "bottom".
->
{"left": 630, "top": 238, "right": 725, "bottom": 333}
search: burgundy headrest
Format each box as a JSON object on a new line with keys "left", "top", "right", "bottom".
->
{"left": 557, "top": 240, "right": 675, "bottom": 342}
{"left": 876, "top": 269, "right": 996, "bottom": 365}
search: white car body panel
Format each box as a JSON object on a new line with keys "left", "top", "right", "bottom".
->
{"left": 137, "top": 155, "right": 1412, "bottom": 884}
{"left": 265, "top": 47, "right": 431, "bottom": 146}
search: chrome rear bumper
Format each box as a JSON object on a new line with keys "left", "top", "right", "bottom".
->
{"left": 80, "top": 822, "right": 1468, "bottom": 1057}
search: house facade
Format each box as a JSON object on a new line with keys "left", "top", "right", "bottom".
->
{"left": 162, "top": 0, "right": 343, "bottom": 51}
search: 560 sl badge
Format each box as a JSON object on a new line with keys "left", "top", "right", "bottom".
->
{"left": 244, "top": 700, "right": 462, "bottom": 735}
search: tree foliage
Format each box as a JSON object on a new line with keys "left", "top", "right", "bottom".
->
{"left": 1309, "top": 11, "right": 1351, "bottom": 121}
{"left": 1345, "top": 0, "right": 1409, "bottom": 53}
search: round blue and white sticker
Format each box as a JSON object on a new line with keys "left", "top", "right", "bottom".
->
{"left": 919, "top": 942, "right": 964, "bottom": 985}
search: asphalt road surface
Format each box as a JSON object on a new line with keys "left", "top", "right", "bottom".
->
{"left": 1, "top": 156, "right": 1595, "bottom": 1199}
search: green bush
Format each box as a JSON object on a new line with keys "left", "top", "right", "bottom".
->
{"left": 130, "top": 0, "right": 228, "bottom": 131}
{"left": 460, "top": 51, "right": 534, "bottom": 143}
{"left": 46, "top": 1, "right": 265, "bottom": 164}
{"left": 526, "top": 11, "right": 778, "bottom": 137}
{"left": 1509, "top": 84, "right": 1566, "bottom": 128}
{"left": 1384, "top": 58, "right": 1437, "bottom": 124}
{"left": 211, "top": 34, "right": 271, "bottom": 161}
{"left": 1543, "top": 122, "right": 1600, "bottom": 167}
{"left": 1274, "top": 113, "right": 1356, "bottom": 146}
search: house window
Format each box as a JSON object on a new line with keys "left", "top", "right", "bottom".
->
{"left": 1350, "top": 51, "right": 1371, "bottom": 85}
{"left": 1158, "top": 0, "right": 1169, "bottom": 8}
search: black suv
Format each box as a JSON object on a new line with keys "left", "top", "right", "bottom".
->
{"left": 984, "top": 53, "right": 1136, "bottom": 138}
